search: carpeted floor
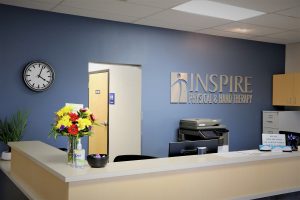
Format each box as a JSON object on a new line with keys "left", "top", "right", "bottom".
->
{"left": 256, "top": 191, "right": 300, "bottom": 200}
{"left": 0, "top": 170, "right": 28, "bottom": 200}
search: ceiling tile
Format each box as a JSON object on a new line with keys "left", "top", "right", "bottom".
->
{"left": 138, "top": 10, "right": 232, "bottom": 30}
{"left": 213, "top": 22, "right": 285, "bottom": 36}
{"left": 241, "top": 14, "right": 300, "bottom": 30}
{"left": 210, "top": 0, "right": 300, "bottom": 13}
{"left": 60, "top": 0, "right": 162, "bottom": 18}
{"left": 2, "top": 0, "right": 300, "bottom": 44}
{"left": 53, "top": 5, "right": 138, "bottom": 23}
{"left": 196, "top": 28, "right": 254, "bottom": 39}
{"left": 267, "top": 31, "right": 300, "bottom": 43}
{"left": 0, "top": 0, "right": 61, "bottom": 10}
{"left": 0, "top": 0, "right": 62, "bottom": 3}
{"left": 250, "top": 36, "right": 290, "bottom": 44}
{"left": 277, "top": 6, "right": 300, "bottom": 18}
{"left": 29, "top": 0, "right": 61, "bottom": 2}
{"left": 127, "top": 0, "right": 189, "bottom": 9}
{"left": 134, "top": 18, "right": 200, "bottom": 32}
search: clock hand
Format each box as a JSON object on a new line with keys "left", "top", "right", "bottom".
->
{"left": 38, "top": 75, "right": 49, "bottom": 83}
{"left": 37, "top": 65, "right": 45, "bottom": 77}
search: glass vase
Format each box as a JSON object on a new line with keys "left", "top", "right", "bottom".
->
{"left": 67, "top": 137, "right": 78, "bottom": 166}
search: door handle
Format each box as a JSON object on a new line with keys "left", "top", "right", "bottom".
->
{"left": 100, "top": 121, "right": 108, "bottom": 126}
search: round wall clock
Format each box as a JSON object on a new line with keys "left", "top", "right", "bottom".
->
{"left": 23, "top": 61, "right": 55, "bottom": 92}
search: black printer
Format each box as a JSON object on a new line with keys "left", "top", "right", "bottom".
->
{"left": 178, "top": 118, "right": 229, "bottom": 152}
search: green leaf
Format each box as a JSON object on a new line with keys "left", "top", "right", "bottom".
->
{"left": 0, "top": 110, "right": 28, "bottom": 144}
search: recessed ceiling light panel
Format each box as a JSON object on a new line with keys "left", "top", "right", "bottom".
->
{"left": 172, "top": 0, "right": 265, "bottom": 21}
{"left": 233, "top": 28, "right": 251, "bottom": 33}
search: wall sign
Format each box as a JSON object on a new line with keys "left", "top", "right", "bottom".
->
{"left": 262, "top": 134, "right": 286, "bottom": 146}
{"left": 109, "top": 93, "right": 115, "bottom": 105}
{"left": 170, "top": 72, "right": 253, "bottom": 104}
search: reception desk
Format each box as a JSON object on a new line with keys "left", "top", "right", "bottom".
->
{"left": 7, "top": 141, "right": 300, "bottom": 200}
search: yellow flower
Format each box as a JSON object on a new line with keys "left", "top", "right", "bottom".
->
{"left": 56, "top": 115, "right": 72, "bottom": 129}
{"left": 56, "top": 105, "right": 73, "bottom": 117}
{"left": 77, "top": 118, "right": 92, "bottom": 131}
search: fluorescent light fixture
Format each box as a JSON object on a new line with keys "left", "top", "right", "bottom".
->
{"left": 232, "top": 28, "right": 251, "bottom": 33}
{"left": 172, "top": 0, "right": 265, "bottom": 21}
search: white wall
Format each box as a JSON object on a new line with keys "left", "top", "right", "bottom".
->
{"left": 285, "top": 43, "right": 300, "bottom": 73}
{"left": 285, "top": 43, "right": 300, "bottom": 111}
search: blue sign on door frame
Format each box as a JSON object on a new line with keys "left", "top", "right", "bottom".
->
{"left": 109, "top": 93, "right": 115, "bottom": 104}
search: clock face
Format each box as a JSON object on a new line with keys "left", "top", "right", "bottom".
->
{"left": 23, "top": 61, "right": 55, "bottom": 92}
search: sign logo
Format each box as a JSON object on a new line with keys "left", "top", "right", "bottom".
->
{"left": 171, "top": 72, "right": 188, "bottom": 103}
{"left": 170, "top": 72, "right": 253, "bottom": 104}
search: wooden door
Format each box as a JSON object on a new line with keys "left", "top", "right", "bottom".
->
{"left": 88, "top": 71, "right": 108, "bottom": 154}
{"left": 273, "top": 74, "right": 293, "bottom": 106}
{"left": 294, "top": 73, "right": 300, "bottom": 106}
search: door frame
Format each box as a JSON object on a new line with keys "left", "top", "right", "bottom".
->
{"left": 88, "top": 69, "right": 110, "bottom": 155}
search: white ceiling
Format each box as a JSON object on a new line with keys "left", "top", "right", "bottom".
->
{"left": 2, "top": 0, "right": 300, "bottom": 44}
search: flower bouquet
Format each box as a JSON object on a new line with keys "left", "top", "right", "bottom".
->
{"left": 49, "top": 105, "right": 97, "bottom": 164}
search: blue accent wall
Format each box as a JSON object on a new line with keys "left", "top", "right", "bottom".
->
{"left": 0, "top": 5, "right": 285, "bottom": 156}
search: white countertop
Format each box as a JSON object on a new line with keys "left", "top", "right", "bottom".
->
{"left": 8, "top": 141, "right": 300, "bottom": 183}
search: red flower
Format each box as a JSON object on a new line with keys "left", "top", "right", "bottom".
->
{"left": 68, "top": 124, "right": 78, "bottom": 135}
{"left": 90, "top": 114, "right": 96, "bottom": 122}
{"left": 69, "top": 113, "right": 79, "bottom": 122}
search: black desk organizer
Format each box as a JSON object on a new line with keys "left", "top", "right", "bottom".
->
{"left": 279, "top": 131, "right": 300, "bottom": 151}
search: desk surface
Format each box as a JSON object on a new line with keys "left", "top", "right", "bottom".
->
{"left": 8, "top": 141, "right": 300, "bottom": 183}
